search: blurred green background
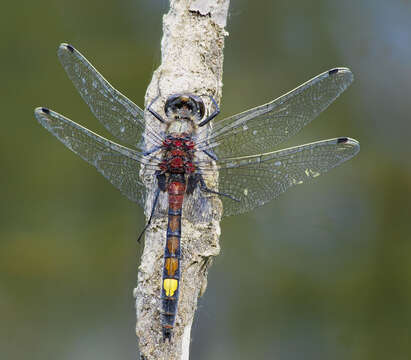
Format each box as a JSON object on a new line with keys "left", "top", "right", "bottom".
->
{"left": 1, "top": 0, "right": 411, "bottom": 359}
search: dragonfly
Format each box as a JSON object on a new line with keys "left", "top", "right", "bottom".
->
{"left": 35, "top": 43, "right": 360, "bottom": 341}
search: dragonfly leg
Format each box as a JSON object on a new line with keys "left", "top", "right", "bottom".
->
{"left": 202, "top": 149, "right": 218, "bottom": 161}
{"left": 137, "top": 184, "right": 162, "bottom": 243}
{"left": 198, "top": 174, "right": 240, "bottom": 202}
{"left": 198, "top": 96, "right": 220, "bottom": 127}
{"left": 147, "top": 95, "right": 166, "bottom": 124}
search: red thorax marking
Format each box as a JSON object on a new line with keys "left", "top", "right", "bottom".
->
{"left": 161, "top": 135, "right": 197, "bottom": 174}
{"left": 171, "top": 149, "right": 185, "bottom": 157}
{"left": 184, "top": 140, "right": 195, "bottom": 150}
{"left": 173, "top": 139, "right": 183, "bottom": 148}
{"left": 185, "top": 162, "right": 195, "bottom": 173}
{"left": 170, "top": 157, "right": 184, "bottom": 169}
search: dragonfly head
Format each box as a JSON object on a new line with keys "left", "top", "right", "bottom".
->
{"left": 164, "top": 94, "right": 205, "bottom": 123}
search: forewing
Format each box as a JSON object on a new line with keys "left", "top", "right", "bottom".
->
{"left": 201, "top": 68, "right": 353, "bottom": 158}
{"left": 57, "top": 43, "right": 162, "bottom": 149}
{"left": 214, "top": 137, "right": 360, "bottom": 216}
{"left": 35, "top": 107, "right": 158, "bottom": 207}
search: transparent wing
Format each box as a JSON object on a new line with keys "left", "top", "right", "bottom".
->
{"left": 183, "top": 185, "right": 216, "bottom": 224}
{"left": 212, "top": 137, "right": 360, "bottom": 216}
{"left": 35, "top": 107, "right": 159, "bottom": 207}
{"left": 57, "top": 43, "right": 163, "bottom": 149}
{"left": 199, "top": 68, "right": 353, "bottom": 158}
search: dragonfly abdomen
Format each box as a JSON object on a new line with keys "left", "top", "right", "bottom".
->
{"left": 162, "top": 179, "right": 185, "bottom": 341}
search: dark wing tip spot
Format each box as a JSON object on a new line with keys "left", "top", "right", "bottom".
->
{"left": 66, "top": 44, "right": 75, "bottom": 52}
{"left": 60, "top": 43, "right": 75, "bottom": 52}
{"left": 41, "top": 107, "right": 50, "bottom": 114}
{"left": 337, "top": 137, "right": 348, "bottom": 144}
{"left": 328, "top": 68, "right": 339, "bottom": 75}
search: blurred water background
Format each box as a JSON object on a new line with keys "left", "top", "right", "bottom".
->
{"left": 1, "top": 0, "right": 411, "bottom": 359}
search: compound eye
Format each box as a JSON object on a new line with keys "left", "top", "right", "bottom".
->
{"left": 196, "top": 99, "right": 205, "bottom": 119}
{"left": 164, "top": 94, "right": 181, "bottom": 114}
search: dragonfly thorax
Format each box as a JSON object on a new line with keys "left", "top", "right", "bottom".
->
{"left": 160, "top": 134, "right": 196, "bottom": 175}
{"left": 167, "top": 119, "right": 194, "bottom": 135}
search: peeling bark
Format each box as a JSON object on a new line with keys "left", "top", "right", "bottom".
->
{"left": 134, "top": 1, "right": 230, "bottom": 359}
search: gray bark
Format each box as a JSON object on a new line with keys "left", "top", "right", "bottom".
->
{"left": 134, "top": 1, "right": 230, "bottom": 359}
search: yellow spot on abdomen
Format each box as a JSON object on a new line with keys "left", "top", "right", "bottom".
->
{"left": 163, "top": 278, "right": 178, "bottom": 297}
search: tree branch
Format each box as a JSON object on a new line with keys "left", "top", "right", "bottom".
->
{"left": 134, "top": 1, "right": 230, "bottom": 359}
